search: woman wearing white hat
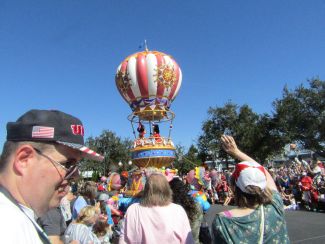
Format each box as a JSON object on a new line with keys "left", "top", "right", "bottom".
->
{"left": 212, "top": 135, "right": 289, "bottom": 244}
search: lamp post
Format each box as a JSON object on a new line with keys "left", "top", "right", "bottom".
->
{"left": 118, "top": 160, "right": 133, "bottom": 171}
{"left": 207, "top": 150, "right": 217, "bottom": 170}
{"left": 103, "top": 151, "right": 108, "bottom": 176}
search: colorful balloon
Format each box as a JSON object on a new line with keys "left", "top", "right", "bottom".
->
{"left": 115, "top": 50, "right": 182, "bottom": 121}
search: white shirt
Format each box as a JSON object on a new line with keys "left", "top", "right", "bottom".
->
{"left": 0, "top": 192, "right": 44, "bottom": 243}
{"left": 312, "top": 166, "right": 322, "bottom": 174}
{"left": 60, "top": 196, "right": 72, "bottom": 222}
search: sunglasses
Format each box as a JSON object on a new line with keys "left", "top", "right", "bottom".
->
{"left": 33, "top": 147, "right": 79, "bottom": 181}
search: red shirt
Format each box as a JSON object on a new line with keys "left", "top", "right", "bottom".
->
{"left": 300, "top": 176, "right": 313, "bottom": 191}
{"left": 217, "top": 181, "right": 229, "bottom": 192}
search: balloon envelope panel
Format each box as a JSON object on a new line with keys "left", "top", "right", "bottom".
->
{"left": 115, "top": 51, "right": 182, "bottom": 115}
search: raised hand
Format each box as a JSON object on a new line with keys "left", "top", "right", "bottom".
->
{"left": 219, "top": 135, "right": 278, "bottom": 191}
{"left": 220, "top": 135, "right": 238, "bottom": 155}
{"left": 220, "top": 135, "right": 256, "bottom": 163}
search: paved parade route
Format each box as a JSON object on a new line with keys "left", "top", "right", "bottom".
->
{"left": 206, "top": 205, "right": 325, "bottom": 244}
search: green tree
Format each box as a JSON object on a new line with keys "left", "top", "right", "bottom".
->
{"left": 184, "top": 144, "right": 201, "bottom": 168}
{"left": 198, "top": 102, "right": 237, "bottom": 162}
{"left": 80, "top": 130, "right": 133, "bottom": 176}
{"left": 198, "top": 102, "right": 285, "bottom": 164}
{"left": 273, "top": 78, "right": 325, "bottom": 156}
{"left": 173, "top": 144, "right": 187, "bottom": 175}
{"left": 173, "top": 144, "right": 201, "bottom": 175}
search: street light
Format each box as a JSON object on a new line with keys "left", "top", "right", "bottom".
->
{"left": 207, "top": 150, "right": 217, "bottom": 169}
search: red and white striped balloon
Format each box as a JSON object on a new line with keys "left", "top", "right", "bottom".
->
{"left": 115, "top": 51, "right": 182, "bottom": 112}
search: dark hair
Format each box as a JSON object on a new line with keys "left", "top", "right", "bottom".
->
{"left": 80, "top": 181, "right": 97, "bottom": 200}
{"left": 169, "top": 178, "right": 199, "bottom": 224}
{"left": 231, "top": 177, "right": 273, "bottom": 208}
{"left": 153, "top": 124, "right": 159, "bottom": 134}
{"left": 312, "top": 153, "right": 319, "bottom": 161}
{"left": 0, "top": 141, "right": 17, "bottom": 172}
{"left": 137, "top": 122, "right": 145, "bottom": 133}
{"left": 140, "top": 173, "right": 172, "bottom": 207}
{"left": 93, "top": 220, "right": 109, "bottom": 237}
{"left": 99, "top": 201, "right": 107, "bottom": 215}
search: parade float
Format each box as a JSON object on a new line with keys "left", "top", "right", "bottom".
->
{"left": 115, "top": 48, "right": 182, "bottom": 168}
{"left": 115, "top": 46, "right": 182, "bottom": 195}
{"left": 102, "top": 46, "right": 210, "bottom": 224}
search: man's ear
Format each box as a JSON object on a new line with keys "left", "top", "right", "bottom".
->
{"left": 13, "top": 145, "right": 35, "bottom": 176}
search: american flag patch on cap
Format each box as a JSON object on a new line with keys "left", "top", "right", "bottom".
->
{"left": 32, "top": 126, "right": 55, "bottom": 138}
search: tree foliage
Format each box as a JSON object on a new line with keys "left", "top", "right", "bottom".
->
{"left": 198, "top": 78, "right": 324, "bottom": 164}
{"left": 80, "top": 130, "right": 133, "bottom": 176}
{"left": 198, "top": 102, "right": 285, "bottom": 164}
{"left": 273, "top": 78, "right": 325, "bottom": 155}
{"left": 173, "top": 144, "right": 201, "bottom": 175}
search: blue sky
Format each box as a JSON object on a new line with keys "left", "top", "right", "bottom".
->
{"left": 1, "top": 0, "right": 325, "bottom": 152}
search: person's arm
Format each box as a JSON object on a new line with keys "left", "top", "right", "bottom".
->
{"left": 48, "top": 236, "right": 63, "bottom": 244}
{"left": 264, "top": 169, "right": 278, "bottom": 191}
{"left": 220, "top": 135, "right": 278, "bottom": 192}
{"left": 305, "top": 164, "right": 313, "bottom": 174}
{"left": 220, "top": 135, "right": 256, "bottom": 162}
{"left": 38, "top": 208, "right": 65, "bottom": 244}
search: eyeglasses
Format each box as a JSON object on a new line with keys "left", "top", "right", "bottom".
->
{"left": 33, "top": 147, "right": 79, "bottom": 181}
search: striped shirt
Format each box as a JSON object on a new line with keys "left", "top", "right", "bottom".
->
{"left": 64, "top": 223, "right": 101, "bottom": 244}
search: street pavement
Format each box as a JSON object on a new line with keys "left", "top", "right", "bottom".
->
{"left": 205, "top": 204, "right": 325, "bottom": 244}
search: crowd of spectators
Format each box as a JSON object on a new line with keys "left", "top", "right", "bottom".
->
{"left": 198, "top": 155, "right": 325, "bottom": 212}
{"left": 271, "top": 157, "right": 325, "bottom": 211}
{"left": 37, "top": 153, "right": 323, "bottom": 243}
{"left": 38, "top": 154, "right": 322, "bottom": 243}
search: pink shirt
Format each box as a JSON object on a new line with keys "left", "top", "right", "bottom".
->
{"left": 119, "top": 203, "right": 194, "bottom": 244}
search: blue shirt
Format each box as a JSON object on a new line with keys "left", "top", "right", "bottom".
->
{"left": 72, "top": 196, "right": 88, "bottom": 220}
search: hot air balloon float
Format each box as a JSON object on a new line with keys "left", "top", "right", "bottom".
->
{"left": 115, "top": 47, "right": 182, "bottom": 168}
{"left": 115, "top": 46, "right": 182, "bottom": 195}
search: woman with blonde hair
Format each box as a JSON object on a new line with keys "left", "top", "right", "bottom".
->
{"left": 212, "top": 135, "right": 289, "bottom": 244}
{"left": 119, "top": 173, "right": 194, "bottom": 244}
{"left": 64, "top": 206, "right": 101, "bottom": 244}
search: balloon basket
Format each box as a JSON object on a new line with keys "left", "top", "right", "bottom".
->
{"left": 128, "top": 106, "right": 175, "bottom": 122}
{"left": 131, "top": 137, "right": 175, "bottom": 168}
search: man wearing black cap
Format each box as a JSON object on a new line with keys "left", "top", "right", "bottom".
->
{"left": 0, "top": 109, "right": 103, "bottom": 243}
